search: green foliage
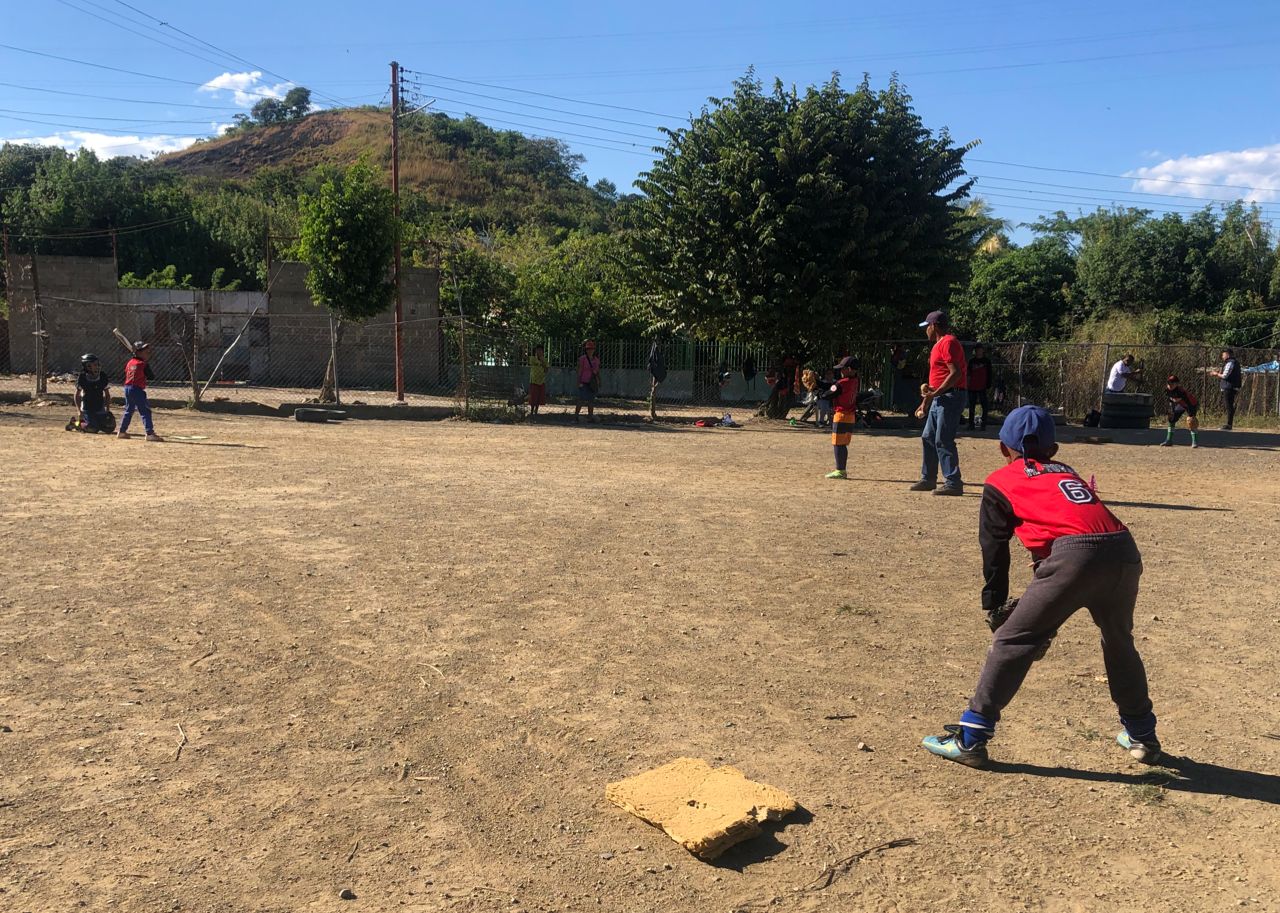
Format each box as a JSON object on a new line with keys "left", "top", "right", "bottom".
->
{"left": 223, "top": 87, "right": 313, "bottom": 136}
{"left": 297, "top": 159, "right": 396, "bottom": 321}
{"left": 119, "top": 265, "right": 196, "bottom": 289}
{"left": 511, "top": 232, "right": 642, "bottom": 339}
{"left": 951, "top": 237, "right": 1075, "bottom": 341}
{"left": 630, "top": 72, "right": 974, "bottom": 346}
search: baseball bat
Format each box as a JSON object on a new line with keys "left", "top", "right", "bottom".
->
{"left": 111, "top": 328, "right": 135, "bottom": 355}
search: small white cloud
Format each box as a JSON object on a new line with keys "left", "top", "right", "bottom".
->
{"left": 1127, "top": 144, "right": 1280, "bottom": 202}
{"left": 200, "top": 70, "right": 293, "bottom": 108}
{"left": 5, "top": 130, "right": 223, "bottom": 159}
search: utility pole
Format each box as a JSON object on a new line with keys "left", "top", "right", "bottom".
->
{"left": 390, "top": 60, "right": 405, "bottom": 403}
{"left": 29, "top": 246, "right": 47, "bottom": 396}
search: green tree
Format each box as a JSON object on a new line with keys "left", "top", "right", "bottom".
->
{"left": 951, "top": 238, "right": 1075, "bottom": 341}
{"left": 297, "top": 159, "right": 396, "bottom": 400}
{"left": 630, "top": 72, "right": 974, "bottom": 347}
{"left": 512, "top": 232, "right": 641, "bottom": 339}
{"left": 283, "top": 87, "right": 313, "bottom": 120}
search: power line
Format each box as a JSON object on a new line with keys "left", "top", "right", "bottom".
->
{"left": 0, "top": 81, "right": 258, "bottom": 110}
{"left": 0, "top": 113, "right": 213, "bottom": 136}
{"left": 50, "top": 0, "right": 238, "bottom": 70}
{"left": 975, "top": 185, "right": 1280, "bottom": 217}
{"left": 7, "top": 216, "right": 192, "bottom": 241}
{"left": 404, "top": 69, "right": 685, "bottom": 120}
{"left": 0, "top": 107, "right": 235, "bottom": 126}
{"left": 404, "top": 96, "right": 659, "bottom": 141}
{"left": 400, "top": 77, "right": 663, "bottom": 130}
{"left": 971, "top": 158, "right": 1280, "bottom": 194}
{"left": 107, "top": 0, "right": 349, "bottom": 109}
{"left": 418, "top": 107, "right": 657, "bottom": 155}
{"left": 971, "top": 173, "right": 1280, "bottom": 207}
{"left": 0, "top": 43, "right": 293, "bottom": 100}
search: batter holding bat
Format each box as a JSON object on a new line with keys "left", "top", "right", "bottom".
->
{"left": 921, "top": 405, "right": 1160, "bottom": 768}
{"left": 116, "top": 338, "right": 163, "bottom": 442}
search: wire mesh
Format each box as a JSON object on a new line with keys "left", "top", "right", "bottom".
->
{"left": 4, "top": 309, "right": 1279, "bottom": 422}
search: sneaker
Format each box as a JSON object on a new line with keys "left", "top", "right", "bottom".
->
{"left": 825, "top": 470, "right": 848, "bottom": 480}
{"left": 1219, "top": 425, "right": 1232, "bottom": 431}
{"left": 908, "top": 479, "right": 936, "bottom": 492}
{"left": 117, "top": 430, "right": 131, "bottom": 439}
{"left": 145, "top": 434, "right": 164, "bottom": 442}
{"left": 1190, "top": 442, "right": 1199, "bottom": 449}
{"left": 1116, "top": 730, "right": 1163, "bottom": 764}
{"left": 934, "top": 485, "right": 964, "bottom": 497}
{"left": 1159, "top": 441, "right": 1172, "bottom": 447}
{"left": 921, "top": 725, "right": 989, "bottom": 768}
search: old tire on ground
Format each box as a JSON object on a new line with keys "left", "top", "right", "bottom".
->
{"left": 294, "top": 408, "right": 348, "bottom": 423}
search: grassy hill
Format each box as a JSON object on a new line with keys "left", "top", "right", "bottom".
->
{"left": 159, "top": 107, "right": 617, "bottom": 231}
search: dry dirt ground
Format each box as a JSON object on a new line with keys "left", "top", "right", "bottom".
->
{"left": 1, "top": 404, "right": 1278, "bottom": 913}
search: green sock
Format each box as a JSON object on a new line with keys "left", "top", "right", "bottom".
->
{"left": 1190, "top": 430, "right": 1198, "bottom": 445}
{"left": 1164, "top": 426, "right": 1173, "bottom": 443}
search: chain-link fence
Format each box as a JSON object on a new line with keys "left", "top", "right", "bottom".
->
{"left": 5, "top": 310, "right": 1279, "bottom": 423}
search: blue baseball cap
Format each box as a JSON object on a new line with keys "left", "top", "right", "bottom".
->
{"left": 999, "top": 405, "right": 1056, "bottom": 453}
{"left": 918, "top": 310, "right": 948, "bottom": 327}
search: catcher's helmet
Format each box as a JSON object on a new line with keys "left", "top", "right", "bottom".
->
{"left": 81, "top": 352, "right": 100, "bottom": 366}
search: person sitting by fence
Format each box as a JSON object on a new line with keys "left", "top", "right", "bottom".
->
{"left": 527, "top": 344, "right": 548, "bottom": 418}
{"left": 70, "top": 353, "right": 115, "bottom": 434}
{"left": 575, "top": 340, "right": 601, "bottom": 423}
{"left": 1160, "top": 375, "right": 1199, "bottom": 449}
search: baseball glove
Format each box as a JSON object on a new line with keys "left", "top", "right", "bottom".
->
{"left": 985, "top": 596, "right": 1054, "bottom": 661}
{"left": 801, "top": 369, "right": 819, "bottom": 392}
{"left": 986, "top": 597, "right": 1019, "bottom": 632}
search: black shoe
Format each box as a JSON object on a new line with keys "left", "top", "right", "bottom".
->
{"left": 908, "top": 479, "right": 936, "bottom": 492}
{"left": 934, "top": 484, "right": 964, "bottom": 497}
{"left": 1219, "top": 425, "right": 1232, "bottom": 431}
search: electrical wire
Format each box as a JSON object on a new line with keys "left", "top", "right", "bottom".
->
{"left": 971, "top": 158, "right": 1280, "bottom": 194}
{"left": 0, "top": 81, "right": 262, "bottom": 110}
{"left": 50, "top": 0, "right": 238, "bottom": 70}
{"left": 403, "top": 69, "right": 685, "bottom": 120}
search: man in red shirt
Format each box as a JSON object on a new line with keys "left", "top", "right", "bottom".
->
{"left": 921, "top": 406, "right": 1159, "bottom": 768}
{"left": 824, "top": 356, "right": 860, "bottom": 480}
{"left": 965, "top": 343, "right": 992, "bottom": 431}
{"left": 910, "top": 311, "right": 967, "bottom": 495}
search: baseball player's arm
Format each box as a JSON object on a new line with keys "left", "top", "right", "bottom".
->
{"left": 979, "top": 484, "right": 1017, "bottom": 612}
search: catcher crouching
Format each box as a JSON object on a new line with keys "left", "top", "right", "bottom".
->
{"left": 921, "top": 405, "right": 1161, "bottom": 768}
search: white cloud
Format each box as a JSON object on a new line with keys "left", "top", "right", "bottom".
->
{"left": 1127, "top": 144, "right": 1280, "bottom": 202}
{"left": 5, "top": 129, "right": 229, "bottom": 159}
{"left": 199, "top": 70, "right": 294, "bottom": 108}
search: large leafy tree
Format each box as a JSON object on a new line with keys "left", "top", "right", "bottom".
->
{"left": 630, "top": 72, "right": 974, "bottom": 346}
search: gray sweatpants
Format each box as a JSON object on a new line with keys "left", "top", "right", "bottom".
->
{"left": 970, "top": 531, "right": 1153, "bottom": 722}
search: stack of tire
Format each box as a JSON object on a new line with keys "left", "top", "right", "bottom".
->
{"left": 1099, "top": 392, "right": 1153, "bottom": 429}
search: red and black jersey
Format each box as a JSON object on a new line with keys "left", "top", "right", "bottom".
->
{"left": 1166, "top": 385, "right": 1197, "bottom": 410}
{"left": 831, "top": 376, "right": 859, "bottom": 412}
{"left": 979, "top": 458, "right": 1126, "bottom": 609}
{"left": 123, "top": 357, "right": 154, "bottom": 388}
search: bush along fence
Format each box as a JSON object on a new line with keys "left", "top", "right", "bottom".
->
{"left": 5, "top": 309, "right": 1279, "bottom": 422}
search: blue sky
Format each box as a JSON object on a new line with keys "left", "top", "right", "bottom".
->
{"left": 5, "top": 0, "right": 1280, "bottom": 234}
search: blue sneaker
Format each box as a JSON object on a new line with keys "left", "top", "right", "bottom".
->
{"left": 1117, "top": 730, "right": 1162, "bottom": 764}
{"left": 922, "top": 725, "right": 989, "bottom": 768}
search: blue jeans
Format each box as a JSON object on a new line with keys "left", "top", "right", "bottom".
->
{"left": 120, "top": 386, "right": 154, "bottom": 434}
{"left": 920, "top": 389, "right": 964, "bottom": 487}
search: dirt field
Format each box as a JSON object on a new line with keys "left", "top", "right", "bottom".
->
{"left": 2, "top": 404, "right": 1278, "bottom": 913}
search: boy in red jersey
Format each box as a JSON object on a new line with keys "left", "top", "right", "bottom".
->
{"left": 824, "top": 357, "right": 860, "bottom": 480}
{"left": 117, "top": 342, "right": 163, "bottom": 442}
{"left": 921, "top": 405, "right": 1159, "bottom": 768}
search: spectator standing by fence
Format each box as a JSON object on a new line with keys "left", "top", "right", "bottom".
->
{"left": 911, "top": 311, "right": 967, "bottom": 496}
{"left": 527, "top": 344, "right": 548, "bottom": 418}
{"left": 966, "top": 344, "right": 992, "bottom": 430}
{"left": 1106, "top": 354, "right": 1141, "bottom": 393}
{"left": 1210, "top": 348, "right": 1242, "bottom": 430}
{"left": 575, "top": 340, "right": 601, "bottom": 423}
